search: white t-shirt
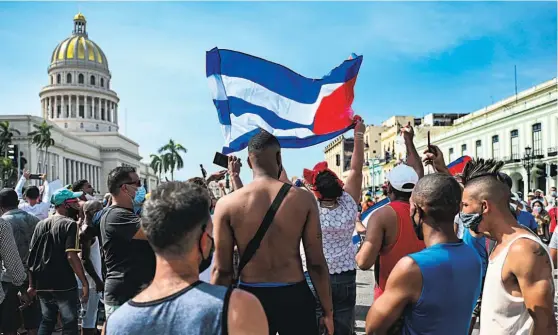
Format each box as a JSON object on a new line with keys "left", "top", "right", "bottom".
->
{"left": 77, "top": 238, "right": 103, "bottom": 289}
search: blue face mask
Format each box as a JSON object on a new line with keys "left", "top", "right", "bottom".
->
{"left": 133, "top": 186, "right": 146, "bottom": 214}
{"left": 460, "top": 208, "right": 484, "bottom": 234}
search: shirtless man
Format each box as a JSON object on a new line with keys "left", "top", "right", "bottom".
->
{"left": 461, "top": 159, "right": 556, "bottom": 335}
{"left": 212, "top": 130, "right": 333, "bottom": 335}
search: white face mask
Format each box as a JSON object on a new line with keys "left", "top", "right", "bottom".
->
{"left": 85, "top": 194, "right": 96, "bottom": 201}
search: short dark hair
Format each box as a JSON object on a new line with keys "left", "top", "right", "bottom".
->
{"left": 142, "top": 181, "right": 211, "bottom": 255}
{"left": 187, "top": 177, "right": 207, "bottom": 189}
{"left": 389, "top": 183, "right": 413, "bottom": 201}
{"left": 498, "top": 172, "right": 512, "bottom": 190}
{"left": 24, "top": 186, "right": 40, "bottom": 200}
{"left": 248, "top": 129, "right": 280, "bottom": 154}
{"left": 315, "top": 171, "right": 343, "bottom": 199}
{"left": 72, "top": 179, "right": 89, "bottom": 192}
{"left": 412, "top": 173, "right": 462, "bottom": 224}
{"left": 107, "top": 166, "right": 136, "bottom": 195}
{"left": 0, "top": 188, "right": 19, "bottom": 209}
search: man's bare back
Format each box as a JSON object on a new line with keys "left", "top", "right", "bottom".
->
{"left": 214, "top": 178, "right": 314, "bottom": 284}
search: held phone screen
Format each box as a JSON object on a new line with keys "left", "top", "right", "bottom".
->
{"left": 213, "top": 152, "right": 229, "bottom": 169}
{"left": 29, "top": 174, "right": 42, "bottom": 180}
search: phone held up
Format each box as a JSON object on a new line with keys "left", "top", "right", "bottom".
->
{"left": 213, "top": 152, "right": 229, "bottom": 169}
{"left": 29, "top": 174, "right": 42, "bottom": 180}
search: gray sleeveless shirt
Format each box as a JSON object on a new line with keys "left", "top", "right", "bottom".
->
{"left": 105, "top": 281, "right": 232, "bottom": 335}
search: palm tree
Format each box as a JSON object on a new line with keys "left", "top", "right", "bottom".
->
{"left": 28, "top": 120, "right": 55, "bottom": 175}
{"left": 157, "top": 139, "right": 187, "bottom": 181}
{"left": 0, "top": 121, "right": 21, "bottom": 158}
{"left": 0, "top": 157, "right": 15, "bottom": 188}
{"left": 149, "top": 154, "right": 163, "bottom": 181}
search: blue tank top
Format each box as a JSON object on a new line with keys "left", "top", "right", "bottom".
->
{"left": 402, "top": 242, "right": 482, "bottom": 335}
{"left": 105, "top": 281, "right": 232, "bottom": 335}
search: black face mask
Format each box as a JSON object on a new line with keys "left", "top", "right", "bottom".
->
{"left": 411, "top": 207, "right": 424, "bottom": 241}
{"left": 67, "top": 207, "right": 80, "bottom": 220}
{"left": 198, "top": 225, "right": 215, "bottom": 273}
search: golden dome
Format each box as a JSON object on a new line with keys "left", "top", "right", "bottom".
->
{"left": 50, "top": 13, "right": 108, "bottom": 69}
{"left": 74, "top": 12, "right": 86, "bottom": 21}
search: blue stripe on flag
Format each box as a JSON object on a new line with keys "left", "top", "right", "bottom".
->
{"left": 213, "top": 100, "right": 231, "bottom": 126}
{"left": 222, "top": 125, "right": 352, "bottom": 155}
{"left": 206, "top": 48, "right": 362, "bottom": 104}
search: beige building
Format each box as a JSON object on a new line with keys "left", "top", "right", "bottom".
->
{"left": 416, "top": 78, "right": 558, "bottom": 193}
{"left": 0, "top": 13, "right": 158, "bottom": 193}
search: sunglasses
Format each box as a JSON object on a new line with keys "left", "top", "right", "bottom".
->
{"left": 121, "top": 180, "right": 141, "bottom": 188}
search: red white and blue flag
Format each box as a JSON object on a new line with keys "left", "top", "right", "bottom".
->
{"left": 206, "top": 48, "right": 363, "bottom": 154}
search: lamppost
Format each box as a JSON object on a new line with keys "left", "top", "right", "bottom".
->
{"left": 522, "top": 146, "right": 535, "bottom": 192}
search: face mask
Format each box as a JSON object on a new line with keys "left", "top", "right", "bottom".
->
{"left": 533, "top": 207, "right": 541, "bottom": 214}
{"left": 133, "top": 186, "right": 146, "bottom": 214}
{"left": 198, "top": 227, "right": 214, "bottom": 273}
{"left": 460, "top": 206, "right": 484, "bottom": 234}
{"left": 85, "top": 194, "right": 95, "bottom": 201}
{"left": 552, "top": 191, "right": 557, "bottom": 197}
{"left": 410, "top": 207, "right": 424, "bottom": 241}
{"left": 66, "top": 206, "right": 80, "bottom": 220}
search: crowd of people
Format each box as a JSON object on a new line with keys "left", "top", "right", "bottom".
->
{"left": 0, "top": 117, "right": 556, "bottom": 335}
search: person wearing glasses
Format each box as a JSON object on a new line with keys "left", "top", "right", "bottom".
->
{"left": 99, "top": 167, "right": 156, "bottom": 321}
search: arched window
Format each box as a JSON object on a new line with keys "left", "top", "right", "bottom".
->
{"left": 56, "top": 74, "right": 61, "bottom": 84}
{"left": 78, "top": 74, "right": 84, "bottom": 84}
{"left": 66, "top": 73, "right": 72, "bottom": 84}
{"left": 101, "top": 78, "right": 104, "bottom": 87}
{"left": 90, "top": 75, "right": 96, "bottom": 85}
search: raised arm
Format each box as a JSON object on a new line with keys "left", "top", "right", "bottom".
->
{"left": 15, "top": 171, "right": 29, "bottom": 199}
{"left": 344, "top": 118, "right": 365, "bottom": 203}
{"left": 509, "top": 239, "right": 556, "bottom": 335}
{"left": 423, "top": 145, "right": 450, "bottom": 175}
{"left": 301, "top": 191, "right": 334, "bottom": 334}
{"left": 355, "top": 206, "right": 394, "bottom": 270}
{"left": 401, "top": 122, "right": 424, "bottom": 179}
{"left": 211, "top": 198, "right": 235, "bottom": 286}
{"left": 228, "top": 156, "right": 244, "bottom": 191}
{"left": 365, "top": 256, "right": 421, "bottom": 335}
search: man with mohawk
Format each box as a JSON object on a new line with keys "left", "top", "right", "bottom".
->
{"left": 461, "top": 159, "right": 556, "bottom": 335}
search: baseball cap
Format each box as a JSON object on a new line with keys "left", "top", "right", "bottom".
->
{"left": 51, "top": 188, "right": 83, "bottom": 206}
{"left": 388, "top": 164, "right": 419, "bottom": 193}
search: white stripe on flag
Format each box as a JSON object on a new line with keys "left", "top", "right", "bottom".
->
{"left": 209, "top": 75, "right": 343, "bottom": 125}
{"left": 227, "top": 113, "right": 316, "bottom": 146}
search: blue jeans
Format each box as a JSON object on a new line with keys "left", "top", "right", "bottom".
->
{"left": 37, "top": 290, "right": 79, "bottom": 335}
{"left": 305, "top": 270, "right": 357, "bottom": 335}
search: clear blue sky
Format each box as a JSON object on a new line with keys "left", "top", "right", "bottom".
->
{"left": 0, "top": 2, "right": 556, "bottom": 182}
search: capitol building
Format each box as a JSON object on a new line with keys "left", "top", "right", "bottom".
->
{"left": 0, "top": 13, "right": 158, "bottom": 194}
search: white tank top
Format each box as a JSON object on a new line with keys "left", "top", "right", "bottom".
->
{"left": 77, "top": 237, "right": 103, "bottom": 289}
{"left": 479, "top": 234, "right": 553, "bottom": 335}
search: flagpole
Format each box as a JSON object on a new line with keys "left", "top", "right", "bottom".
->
{"left": 514, "top": 65, "right": 518, "bottom": 103}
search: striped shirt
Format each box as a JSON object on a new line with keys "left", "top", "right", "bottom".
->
{"left": 0, "top": 218, "right": 26, "bottom": 304}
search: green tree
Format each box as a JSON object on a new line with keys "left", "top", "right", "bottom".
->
{"left": 157, "top": 139, "right": 187, "bottom": 181}
{"left": 28, "top": 120, "right": 55, "bottom": 175}
{"left": 0, "top": 121, "right": 21, "bottom": 158}
{"left": 0, "top": 157, "right": 15, "bottom": 188}
{"left": 149, "top": 154, "right": 165, "bottom": 182}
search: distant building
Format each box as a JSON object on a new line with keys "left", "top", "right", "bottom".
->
{"left": 0, "top": 13, "right": 158, "bottom": 193}
{"left": 416, "top": 78, "right": 557, "bottom": 194}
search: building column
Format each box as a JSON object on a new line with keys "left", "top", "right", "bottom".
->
{"left": 93, "top": 98, "right": 96, "bottom": 119}
{"left": 54, "top": 96, "right": 58, "bottom": 119}
{"left": 96, "top": 167, "right": 100, "bottom": 192}
{"left": 69, "top": 95, "right": 73, "bottom": 118}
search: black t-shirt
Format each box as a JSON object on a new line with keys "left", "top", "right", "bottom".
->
{"left": 28, "top": 214, "right": 81, "bottom": 291}
{"left": 100, "top": 206, "right": 155, "bottom": 305}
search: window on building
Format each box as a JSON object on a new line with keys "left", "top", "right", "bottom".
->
{"left": 78, "top": 73, "right": 84, "bottom": 84}
{"left": 90, "top": 75, "right": 96, "bottom": 85}
{"left": 375, "top": 140, "right": 378, "bottom": 143}
{"left": 492, "top": 135, "right": 500, "bottom": 159}
{"left": 66, "top": 73, "right": 72, "bottom": 84}
{"left": 56, "top": 74, "right": 61, "bottom": 84}
{"left": 335, "top": 154, "right": 340, "bottom": 166}
{"left": 80, "top": 123, "right": 84, "bottom": 129}
{"left": 50, "top": 76, "right": 53, "bottom": 85}
{"left": 95, "top": 124, "right": 99, "bottom": 130}
{"left": 101, "top": 78, "right": 104, "bottom": 87}
{"left": 79, "top": 105, "right": 84, "bottom": 118}
{"left": 532, "top": 123, "right": 542, "bottom": 156}
{"left": 510, "top": 129, "right": 519, "bottom": 159}
{"left": 461, "top": 144, "right": 467, "bottom": 156}
{"left": 64, "top": 123, "right": 68, "bottom": 128}
{"left": 475, "top": 140, "right": 482, "bottom": 157}
{"left": 373, "top": 150, "right": 376, "bottom": 154}
{"left": 449, "top": 148, "right": 455, "bottom": 162}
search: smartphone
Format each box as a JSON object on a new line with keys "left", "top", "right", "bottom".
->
{"left": 427, "top": 131, "right": 431, "bottom": 152}
{"left": 213, "top": 152, "right": 229, "bottom": 169}
{"left": 200, "top": 164, "right": 207, "bottom": 179}
{"left": 29, "top": 174, "right": 42, "bottom": 180}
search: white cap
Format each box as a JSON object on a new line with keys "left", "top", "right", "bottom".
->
{"left": 388, "top": 164, "right": 418, "bottom": 192}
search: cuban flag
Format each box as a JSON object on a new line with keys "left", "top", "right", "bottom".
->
{"left": 447, "top": 156, "right": 472, "bottom": 176}
{"left": 206, "top": 48, "right": 363, "bottom": 154}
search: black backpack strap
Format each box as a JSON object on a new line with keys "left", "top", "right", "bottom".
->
{"left": 220, "top": 287, "right": 234, "bottom": 335}
{"left": 235, "top": 183, "right": 292, "bottom": 283}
